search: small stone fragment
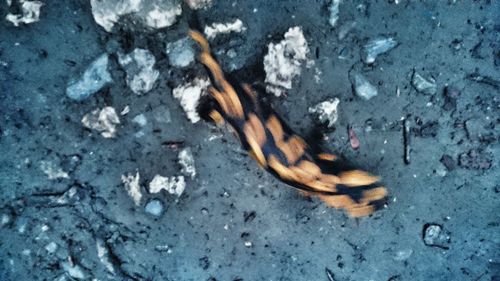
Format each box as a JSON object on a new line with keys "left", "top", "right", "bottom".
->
{"left": 348, "top": 127, "right": 360, "bottom": 150}
{"left": 96, "top": 239, "right": 115, "bottom": 274}
{"left": 118, "top": 48, "right": 159, "bottom": 95}
{"left": 121, "top": 171, "right": 142, "bottom": 206}
{"left": 264, "top": 26, "right": 310, "bottom": 97}
{"left": 5, "top": 0, "right": 43, "bottom": 26}
{"left": 309, "top": 98, "right": 340, "bottom": 127}
{"left": 132, "top": 114, "right": 148, "bottom": 127}
{"left": 39, "top": 160, "right": 69, "bottom": 180}
{"left": 90, "top": 0, "right": 182, "bottom": 32}
{"left": 328, "top": 0, "right": 341, "bottom": 27}
{"left": 442, "top": 85, "right": 459, "bottom": 111}
{"left": 66, "top": 54, "right": 112, "bottom": 101}
{"left": 145, "top": 199, "right": 164, "bottom": 216}
{"left": 149, "top": 175, "right": 186, "bottom": 197}
{"left": 45, "top": 242, "right": 58, "bottom": 254}
{"left": 393, "top": 249, "right": 413, "bottom": 261}
{"left": 178, "top": 148, "right": 196, "bottom": 179}
{"left": 185, "top": 0, "right": 212, "bottom": 9}
{"left": 82, "top": 107, "right": 120, "bottom": 138}
{"left": 412, "top": 71, "right": 437, "bottom": 95}
{"left": 350, "top": 72, "right": 378, "bottom": 100}
{"left": 61, "top": 261, "right": 87, "bottom": 280}
{"left": 204, "top": 19, "right": 246, "bottom": 40}
{"left": 361, "top": 37, "right": 398, "bottom": 64}
{"left": 422, "top": 223, "right": 451, "bottom": 250}
{"left": 172, "top": 78, "right": 210, "bottom": 123}
{"left": 440, "top": 155, "right": 456, "bottom": 171}
{"left": 458, "top": 149, "right": 493, "bottom": 170}
{"left": 166, "top": 37, "right": 195, "bottom": 68}
{"left": 199, "top": 256, "right": 210, "bottom": 270}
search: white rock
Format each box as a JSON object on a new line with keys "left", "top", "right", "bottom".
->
{"left": 204, "top": 19, "right": 246, "bottom": 40}
{"left": 121, "top": 171, "right": 142, "bottom": 206}
{"left": 5, "top": 0, "right": 43, "bottom": 26}
{"left": 45, "top": 242, "right": 58, "bottom": 253}
{"left": 96, "top": 239, "right": 115, "bottom": 274}
{"left": 350, "top": 72, "right": 378, "bottom": 100}
{"left": 412, "top": 72, "right": 437, "bottom": 95}
{"left": 172, "top": 78, "right": 210, "bottom": 123}
{"left": 145, "top": 199, "right": 164, "bottom": 216}
{"left": 118, "top": 48, "right": 159, "bottom": 95}
{"left": 39, "top": 160, "right": 69, "bottom": 180}
{"left": 264, "top": 26, "right": 310, "bottom": 97}
{"left": 178, "top": 148, "right": 196, "bottom": 179}
{"left": 66, "top": 54, "right": 112, "bottom": 101}
{"left": 308, "top": 98, "right": 340, "bottom": 127}
{"left": 82, "top": 107, "right": 120, "bottom": 138}
{"left": 362, "top": 37, "right": 398, "bottom": 64}
{"left": 90, "top": 0, "right": 182, "bottom": 32}
{"left": 149, "top": 175, "right": 185, "bottom": 197}
{"left": 61, "top": 261, "right": 86, "bottom": 280}
{"left": 166, "top": 37, "right": 195, "bottom": 68}
{"left": 185, "top": 0, "right": 212, "bottom": 9}
{"left": 328, "top": 0, "right": 341, "bottom": 27}
{"left": 132, "top": 114, "right": 147, "bottom": 127}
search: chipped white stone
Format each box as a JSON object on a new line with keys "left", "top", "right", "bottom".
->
{"left": 5, "top": 0, "right": 43, "bottom": 26}
{"left": 132, "top": 114, "right": 147, "bottom": 127}
{"left": 118, "top": 48, "right": 159, "bottom": 95}
{"left": 185, "top": 0, "right": 212, "bottom": 9}
{"left": 121, "top": 171, "right": 142, "bottom": 206}
{"left": 328, "top": 0, "right": 341, "bottom": 27}
{"left": 40, "top": 160, "right": 69, "bottom": 180}
{"left": 61, "top": 261, "right": 86, "bottom": 280}
{"left": 96, "top": 239, "right": 115, "bottom": 274}
{"left": 145, "top": 199, "right": 164, "bottom": 216}
{"left": 204, "top": 19, "right": 246, "bottom": 40}
{"left": 149, "top": 175, "right": 185, "bottom": 197}
{"left": 264, "top": 26, "right": 310, "bottom": 97}
{"left": 178, "top": 147, "right": 196, "bottom": 179}
{"left": 308, "top": 98, "right": 340, "bottom": 127}
{"left": 82, "top": 107, "right": 120, "bottom": 138}
{"left": 172, "top": 78, "right": 210, "bottom": 123}
{"left": 362, "top": 37, "right": 398, "bottom": 64}
{"left": 66, "top": 54, "right": 112, "bottom": 101}
{"left": 166, "top": 37, "right": 195, "bottom": 68}
{"left": 90, "top": 0, "right": 182, "bottom": 32}
{"left": 45, "top": 242, "right": 58, "bottom": 253}
{"left": 121, "top": 105, "right": 130, "bottom": 115}
{"left": 351, "top": 73, "right": 378, "bottom": 100}
{"left": 412, "top": 72, "right": 437, "bottom": 95}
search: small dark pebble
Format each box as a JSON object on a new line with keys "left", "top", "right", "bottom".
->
{"left": 442, "top": 86, "right": 459, "bottom": 111}
{"left": 199, "top": 256, "right": 210, "bottom": 270}
{"left": 64, "top": 59, "right": 77, "bottom": 67}
{"left": 440, "top": 155, "right": 456, "bottom": 171}
{"left": 413, "top": 121, "right": 439, "bottom": 138}
{"left": 458, "top": 149, "right": 493, "bottom": 170}
{"left": 243, "top": 211, "right": 256, "bottom": 223}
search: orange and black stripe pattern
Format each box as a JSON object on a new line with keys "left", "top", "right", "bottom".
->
{"left": 189, "top": 30, "right": 387, "bottom": 217}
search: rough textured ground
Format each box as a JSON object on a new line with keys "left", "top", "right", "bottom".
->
{"left": 1, "top": 1, "right": 499, "bottom": 280}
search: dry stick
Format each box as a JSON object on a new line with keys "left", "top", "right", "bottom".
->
{"left": 403, "top": 118, "right": 411, "bottom": 165}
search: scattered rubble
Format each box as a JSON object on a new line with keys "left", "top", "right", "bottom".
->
{"left": 39, "top": 160, "right": 69, "bottom": 180}
{"left": 81, "top": 107, "right": 120, "bottom": 138}
{"left": 458, "top": 149, "right": 493, "bottom": 170}
{"left": 328, "top": 0, "right": 341, "bottom": 27}
{"left": 412, "top": 71, "right": 437, "bottom": 95}
{"left": 66, "top": 54, "right": 113, "bottom": 101}
{"left": 422, "top": 223, "right": 451, "bottom": 250}
{"left": 361, "top": 37, "right": 398, "bottom": 64}
{"left": 149, "top": 175, "right": 186, "bottom": 197}
{"left": 172, "top": 78, "right": 210, "bottom": 123}
{"left": 145, "top": 199, "right": 164, "bottom": 216}
{"left": 121, "top": 171, "right": 142, "bottom": 206}
{"left": 350, "top": 72, "right": 378, "bottom": 100}
{"left": 178, "top": 147, "right": 196, "bottom": 179}
{"left": 264, "top": 26, "right": 310, "bottom": 97}
{"left": 204, "top": 19, "right": 246, "bottom": 40}
{"left": 166, "top": 37, "right": 195, "bottom": 68}
{"left": 5, "top": 0, "right": 43, "bottom": 26}
{"left": 90, "top": 0, "right": 182, "bottom": 32}
{"left": 308, "top": 98, "right": 340, "bottom": 127}
{"left": 118, "top": 48, "right": 159, "bottom": 95}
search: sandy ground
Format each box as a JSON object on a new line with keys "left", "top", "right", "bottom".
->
{"left": 1, "top": 1, "right": 499, "bottom": 280}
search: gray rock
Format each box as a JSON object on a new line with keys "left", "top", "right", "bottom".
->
{"left": 118, "top": 48, "right": 159, "bottom": 95}
{"left": 166, "top": 37, "right": 195, "bottom": 68}
{"left": 362, "top": 37, "right": 398, "bottom": 64}
{"left": 350, "top": 72, "right": 378, "bottom": 100}
{"left": 66, "top": 54, "right": 112, "bottom": 101}
{"left": 412, "top": 72, "right": 437, "bottom": 95}
{"left": 145, "top": 199, "right": 164, "bottom": 216}
{"left": 423, "top": 223, "right": 450, "bottom": 249}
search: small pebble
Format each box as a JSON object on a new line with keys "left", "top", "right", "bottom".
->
{"left": 351, "top": 72, "right": 378, "bottom": 100}
{"left": 145, "top": 199, "right": 164, "bottom": 217}
{"left": 412, "top": 72, "right": 437, "bottom": 95}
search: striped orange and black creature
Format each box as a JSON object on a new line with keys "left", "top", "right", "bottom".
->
{"left": 189, "top": 30, "right": 387, "bottom": 217}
